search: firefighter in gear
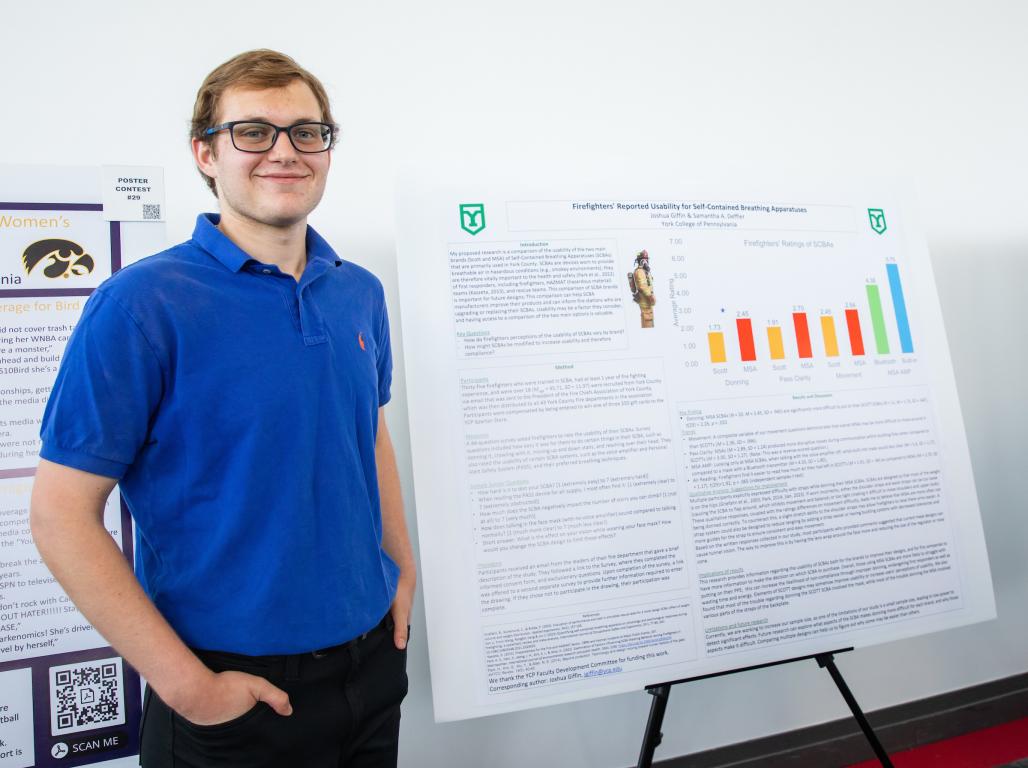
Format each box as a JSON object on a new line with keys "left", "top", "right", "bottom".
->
{"left": 630, "top": 249, "right": 655, "bottom": 328}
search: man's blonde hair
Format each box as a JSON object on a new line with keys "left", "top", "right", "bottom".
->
{"left": 190, "top": 49, "right": 336, "bottom": 195}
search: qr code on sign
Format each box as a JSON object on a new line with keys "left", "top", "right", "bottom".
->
{"left": 142, "top": 203, "right": 161, "bottom": 220}
{"left": 50, "top": 657, "right": 126, "bottom": 735}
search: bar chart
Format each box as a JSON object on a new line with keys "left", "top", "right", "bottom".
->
{"left": 704, "top": 260, "right": 914, "bottom": 364}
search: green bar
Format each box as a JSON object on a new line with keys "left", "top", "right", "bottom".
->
{"left": 866, "top": 283, "right": 890, "bottom": 354}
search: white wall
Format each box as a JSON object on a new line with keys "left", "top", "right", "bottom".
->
{"left": 3, "top": 1, "right": 1026, "bottom": 765}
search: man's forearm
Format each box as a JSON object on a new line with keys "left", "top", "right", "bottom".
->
{"left": 30, "top": 460, "right": 293, "bottom": 724}
{"left": 376, "top": 413, "right": 416, "bottom": 577}
{"left": 30, "top": 460, "right": 213, "bottom": 710}
{"left": 376, "top": 411, "right": 417, "bottom": 647}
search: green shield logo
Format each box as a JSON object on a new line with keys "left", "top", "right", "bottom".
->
{"left": 459, "top": 203, "right": 486, "bottom": 235}
{"left": 868, "top": 208, "right": 887, "bottom": 235}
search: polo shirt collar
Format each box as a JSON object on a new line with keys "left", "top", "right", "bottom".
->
{"left": 192, "top": 213, "right": 343, "bottom": 272}
{"left": 304, "top": 225, "right": 342, "bottom": 267}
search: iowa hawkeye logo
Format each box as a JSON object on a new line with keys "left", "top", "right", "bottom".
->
{"left": 22, "top": 238, "right": 95, "bottom": 279}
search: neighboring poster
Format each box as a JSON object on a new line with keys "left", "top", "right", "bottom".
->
{"left": 395, "top": 178, "right": 996, "bottom": 722}
{"left": 0, "top": 166, "right": 164, "bottom": 768}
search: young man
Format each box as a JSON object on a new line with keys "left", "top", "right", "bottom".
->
{"left": 30, "top": 50, "right": 416, "bottom": 767}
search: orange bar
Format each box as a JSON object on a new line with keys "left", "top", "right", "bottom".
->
{"left": 708, "top": 332, "right": 727, "bottom": 363}
{"left": 820, "top": 314, "right": 840, "bottom": 357}
{"left": 792, "top": 312, "right": 813, "bottom": 358}
{"left": 736, "top": 318, "right": 756, "bottom": 361}
{"left": 767, "top": 326, "right": 785, "bottom": 360}
{"left": 845, "top": 309, "right": 865, "bottom": 355}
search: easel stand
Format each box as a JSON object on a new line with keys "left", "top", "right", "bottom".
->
{"left": 637, "top": 648, "right": 895, "bottom": 768}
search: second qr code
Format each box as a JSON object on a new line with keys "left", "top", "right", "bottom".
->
{"left": 50, "top": 657, "right": 126, "bottom": 735}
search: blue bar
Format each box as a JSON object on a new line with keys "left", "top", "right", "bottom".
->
{"left": 886, "top": 263, "right": 914, "bottom": 353}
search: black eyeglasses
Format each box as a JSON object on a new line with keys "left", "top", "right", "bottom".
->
{"left": 205, "top": 121, "right": 337, "bottom": 153}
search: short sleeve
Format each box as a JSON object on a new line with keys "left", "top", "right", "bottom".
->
{"left": 375, "top": 292, "right": 392, "bottom": 406}
{"left": 39, "top": 290, "right": 164, "bottom": 479}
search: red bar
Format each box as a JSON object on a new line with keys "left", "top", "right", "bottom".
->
{"left": 792, "top": 312, "right": 813, "bottom": 358}
{"left": 845, "top": 308, "right": 865, "bottom": 356}
{"left": 736, "top": 318, "right": 756, "bottom": 361}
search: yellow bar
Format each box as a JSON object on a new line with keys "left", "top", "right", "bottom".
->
{"left": 821, "top": 314, "right": 840, "bottom": 357}
{"left": 708, "top": 332, "right": 727, "bottom": 363}
{"left": 767, "top": 326, "right": 785, "bottom": 360}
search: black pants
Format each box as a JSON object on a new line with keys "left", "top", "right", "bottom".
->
{"left": 140, "top": 616, "right": 408, "bottom": 767}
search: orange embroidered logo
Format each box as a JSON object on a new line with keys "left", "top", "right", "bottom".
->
{"left": 358, "top": 332, "right": 366, "bottom": 351}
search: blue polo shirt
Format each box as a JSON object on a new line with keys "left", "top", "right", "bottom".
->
{"left": 40, "top": 213, "right": 398, "bottom": 654}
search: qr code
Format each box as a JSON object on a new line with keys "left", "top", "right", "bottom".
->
{"left": 142, "top": 203, "right": 161, "bottom": 220}
{"left": 50, "top": 657, "right": 126, "bottom": 735}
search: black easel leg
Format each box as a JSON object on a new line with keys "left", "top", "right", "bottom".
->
{"left": 816, "top": 654, "right": 895, "bottom": 768}
{"left": 637, "top": 685, "right": 671, "bottom": 768}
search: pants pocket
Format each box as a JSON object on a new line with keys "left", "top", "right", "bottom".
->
{"left": 175, "top": 701, "right": 267, "bottom": 732}
{"left": 171, "top": 703, "right": 272, "bottom": 767}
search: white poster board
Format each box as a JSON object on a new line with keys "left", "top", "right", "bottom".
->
{"left": 395, "top": 176, "right": 995, "bottom": 722}
{"left": 0, "top": 166, "right": 164, "bottom": 767}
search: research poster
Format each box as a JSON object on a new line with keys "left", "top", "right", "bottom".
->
{"left": 395, "top": 178, "right": 995, "bottom": 722}
{"left": 0, "top": 166, "right": 164, "bottom": 768}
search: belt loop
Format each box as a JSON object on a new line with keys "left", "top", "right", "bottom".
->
{"left": 285, "top": 654, "right": 301, "bottom": 681}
